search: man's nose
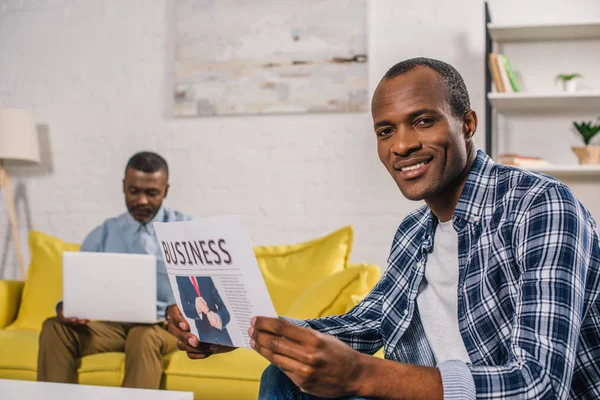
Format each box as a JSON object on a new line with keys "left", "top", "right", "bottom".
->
{"left": 390, "top": 127, "right": 421, "bottom": 157}
{"left": 137, "top": 195, "right": 149, "bottom": 205}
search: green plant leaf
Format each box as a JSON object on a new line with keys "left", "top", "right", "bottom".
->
{"left": 557, "top": 73, "right": 582, "bottom": 81}
{"left": 573, "top": 120, "right": 600, "bottom": 145}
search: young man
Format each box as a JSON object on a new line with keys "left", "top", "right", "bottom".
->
{"left": 37, "top": 151, "right": 191, "bottom": 389}
{"left": 166, "top": 59, "right": 600, "bottom": 399}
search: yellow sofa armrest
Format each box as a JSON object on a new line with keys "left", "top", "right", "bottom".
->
{"left": 0, "top": 280, "right": 25, "bottom": 329}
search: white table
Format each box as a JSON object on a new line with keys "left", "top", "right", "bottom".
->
{"left": 0, "top": 379, "right": 194, "bottom": 400}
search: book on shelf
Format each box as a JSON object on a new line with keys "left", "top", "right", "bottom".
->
{"left": 488, "top": 53, "right": 505, "bottom": 92}
{"left": 501, "top": 54, "right": 520, "bottom": 92}
{"left": 498, "top": 154, "right": 550, "bottom": 167}
{"left": 496, "top": 54, "right": 513, "bottom": 93}
{"left": 488, "top": 53, "right": 520, "bottom": 93}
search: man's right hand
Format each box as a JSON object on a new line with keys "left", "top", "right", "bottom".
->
{"left": 166, "top": 304, "right": 236, "bottom": 360}
{"left": 56, "top": 302, "right": 89, "bottom": 326}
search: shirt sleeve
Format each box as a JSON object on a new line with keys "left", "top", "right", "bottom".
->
{"left": 469, "top": 184, "right": 598, "bottom": 398}
{"left": 281, "top": 274, "right": 386, "bottom": 355}
{"left": 80, "top": 224, "right": 106, "bottom": 252}
{"left": 437, "top": 360, "right": 476, "bottom": 399}
{"left": 174, "top": 211, "right": 193, "bottom": 222}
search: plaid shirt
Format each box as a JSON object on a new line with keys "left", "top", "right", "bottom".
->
{"left": 292, "top": 150, "right": 600, "bottom": 399}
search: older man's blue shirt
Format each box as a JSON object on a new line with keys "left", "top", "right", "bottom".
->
{"left": 80, "top": 207, "right": 191, "bottom": 320}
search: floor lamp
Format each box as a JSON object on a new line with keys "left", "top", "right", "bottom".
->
{"left": 0, "top": 109, "right": 40, "bottom": 280}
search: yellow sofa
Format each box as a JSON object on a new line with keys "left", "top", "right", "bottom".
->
{"left": 0, "top": 227, "right": 382, "bottom": 399}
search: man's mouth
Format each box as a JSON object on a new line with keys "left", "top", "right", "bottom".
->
{"left": 393, "top": 158, "right": 433, "bottom": 179}
{"left": 394, "top": 157, "right": 432, "bottom": 171}
{"left": 399, "top": 161, "right": 428, "bottom": 172}
{"left": 133, "top": 208, "right": 152, "bottom": 217}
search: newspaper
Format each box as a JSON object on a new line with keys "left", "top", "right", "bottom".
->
{"left": 153, "top": 216, "right": 277, "bottom": 348}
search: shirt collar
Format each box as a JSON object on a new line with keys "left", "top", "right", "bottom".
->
{"left": 422, "top": 149, "right": 495, "bottom": 241}
{"left": 453, "top": 149, "right": 496, "bottom": 225}
{"left": 125, "top": 206, "right": 166, "bottom": 235}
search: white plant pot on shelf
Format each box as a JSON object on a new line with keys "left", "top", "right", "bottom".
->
{"left": 562, "top": 79, "right": 578, "bottom": 93}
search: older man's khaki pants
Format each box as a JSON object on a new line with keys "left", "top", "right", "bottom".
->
{"left": 37, "top": 317, "right": 177, "bottom": 389}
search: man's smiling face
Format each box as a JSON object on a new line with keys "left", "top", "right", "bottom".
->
{"left": 372, "top": 66, "right": 471, "bottom": 202}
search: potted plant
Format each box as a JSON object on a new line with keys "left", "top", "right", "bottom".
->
{"left": 556, "top": 73, "right": 582, "bottom": 93}
{"left": 572, "top": 118, "right": 600, "bottom": 164}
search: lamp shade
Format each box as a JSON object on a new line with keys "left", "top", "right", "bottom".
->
{"left": 0, "top": 108, "right": 41, "bottom": 164}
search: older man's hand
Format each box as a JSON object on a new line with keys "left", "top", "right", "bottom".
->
{"left": 57, "top": 302, "right": 89, "bottom": 326}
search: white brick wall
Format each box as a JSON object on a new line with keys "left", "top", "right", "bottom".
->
{"left": 1, "top": 0, "right": 598, "bottom": 279}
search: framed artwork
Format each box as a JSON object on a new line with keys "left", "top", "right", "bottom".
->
{"left": 173, "top": 0, "right": 368, "bottom": 116}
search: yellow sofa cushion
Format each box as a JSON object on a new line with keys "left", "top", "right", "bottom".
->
{"left": 285, "top": 263, "right": 381, "bottom": 319}
{"left": 254, "top": 226, "right": 353, "bottom": 315}
{"left": 166, "top": 348, "right": 268, "bottom": 380}
{"left": 0, "top": 329, "right": 39, "bottom": 375}
{"left": 165, "top": 348, "right": 268, "bottom": 400}
{"left": 0, "top": 280, "right": 24, "bottom": 329}
{"left": 9, "top": 231, "right": 80, "bottom": 331}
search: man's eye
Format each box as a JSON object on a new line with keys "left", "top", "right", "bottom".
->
{"left": 377, "top": 128, "right": 392, "bottom": 137}
{"left": 416, "top": 118, "right": 435, "bottom": 127}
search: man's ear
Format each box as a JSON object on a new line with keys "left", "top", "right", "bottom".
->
{"left": 122, "top": 179, "right": 126, "bottom": 194}
{"left": 463, "top": 110, "right": 478, "bottom": 141}
{"left": 164, "top": 184, "right": 170, "bottom": 199}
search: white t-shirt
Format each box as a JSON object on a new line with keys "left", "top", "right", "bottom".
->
{"left": 416, "top": 219, "right": 471, "bottom": 363}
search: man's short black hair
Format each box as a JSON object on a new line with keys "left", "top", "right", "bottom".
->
{"left": 125, "top": 151, "right": 169, "bottom": 177}
{"left": 382, "top": 57, "right": 471, "bottom": 117}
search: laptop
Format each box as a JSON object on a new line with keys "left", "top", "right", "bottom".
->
{"left": 62, "top": 252, "right": 160, "bottom": 324}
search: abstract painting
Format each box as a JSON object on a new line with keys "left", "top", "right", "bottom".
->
{"left": 173, "top": 0, "right": 368, "bottom": 116}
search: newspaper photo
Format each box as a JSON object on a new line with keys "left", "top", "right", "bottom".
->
{"left": 153, "top": 216, "right": 278, "bottom": 348}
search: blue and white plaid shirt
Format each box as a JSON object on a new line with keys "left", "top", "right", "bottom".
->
{"left": 291, "top": 150, "right": 600, "bottom": 399}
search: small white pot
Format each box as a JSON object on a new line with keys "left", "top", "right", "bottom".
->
{"left": 562, "top": 79, "right": 577, "bottom": 93}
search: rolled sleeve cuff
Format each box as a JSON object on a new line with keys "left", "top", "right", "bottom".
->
{"left": 437, "top": 360, "right": 476, "bottom": 400}
{"left": 280, "top": 316, "right": 311, "bottom": 328}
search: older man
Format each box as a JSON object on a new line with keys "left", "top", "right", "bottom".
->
{"left": 37, "top": 151, "right": 191, "bottom": 389}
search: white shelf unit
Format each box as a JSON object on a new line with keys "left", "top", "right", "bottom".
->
{"left": 523, "top": 165, "right": 600, "bottom": 177}
{"left": 485, "top": 3, "right": 600, "bottom": 178}
{"left": 488, "top": 21, "right": 600, "bottom": 42}
{"left": 488, "top": 92, "right": 600, "bottom": 112}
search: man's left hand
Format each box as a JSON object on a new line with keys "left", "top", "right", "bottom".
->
{"left": 249, "top": 316, "right": 365, "bottom": 398}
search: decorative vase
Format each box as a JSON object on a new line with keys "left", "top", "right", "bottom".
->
{"left": 572, "top": 145, "right": 600, "bottom": 165}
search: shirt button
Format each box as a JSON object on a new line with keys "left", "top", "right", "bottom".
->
{"left": 473, "top": 215, "right": 480, "bottom": 222}
{"left": 417, "top": 261, "right": 423, "bottom": 268}
{"left": 403, "top": 309, "right": 408, "bottom": 316}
